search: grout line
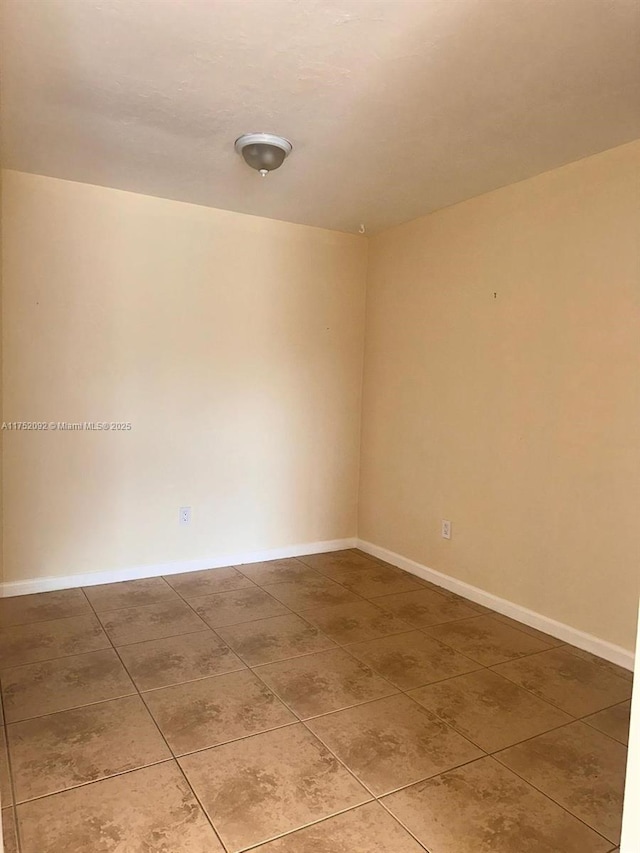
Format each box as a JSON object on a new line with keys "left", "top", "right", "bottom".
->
{"left": 416, "top": 634, "right": 568, "bottom": 668}
{"left": 152, "top": 563, "right": 351, "bottom": 848}
{"left": 196, "top": 606, "right": 391, "bottom": 827}
{"left": 337, "top": 629, "right": 483, "bottom": 684}
{"left": 275, "top": 594, "right": 440, "bottom": 853}
{"left": 194, "top": 579, "right": 489, "bottom": 851}
{"left": 235, "top": 800, "right": 430, "bottom": 852}
{"left": 171, "top": 623, "right": 383, "bottom": 851}
{"left": 84, "top": 591, "right": 186, "bottom": 616}
{"left": 0, "top": 674, "right": 22, "bottom": 853}
{"left": 207, "top": 639, "right": 340, "bottom": 671}
{"left": 168, "top": 720, "right": 301, "bottom": 761}
{"left": 81, "top": 585, "right": 229, "bottom": 852}
{"left": 569, "top": 717, "right": 631, "bottom": 749}
{"left": 486, "top": 612, "right": 567, "bottom": 647}
{"left": 561, "top": 644, "right": 635, "bottom": 682}
{"left": 488, "top": 655, "right": 633, "bottom": 718}
{"left": 233, "top": 800, "right": 379, "bottom": 853}
{"left": 490, "top": 751, "right": 623, "bottom": 848}
{"left": 0, "top": 641, "right": 115, "bottom": 674}
{"left": 137, "top": 662, "right": 249, "bottom": 694}
{"left": 375, "top": 795, "right": 432, "bottom": 852}
{"left": 2, "top": 803, "right": 21, "bottom": 853}
{"left": 0, "top": 607, "right": 95, "bottom": 631}
{"left": 10, "top": 757, "right": 175, "bottom": 807}
{"left": 2, "top": 556, "right": 630, "bottom": 853}
{"left": 487, "top": 713, "right": 630, "bottom": 758}
{"left": 488, "top": 718, "right": 579, "bottom": 756}
{"left": 306, "top": 712, "right": 487, "bottom": 797}
{"left": 578, "top": 697, "right": 632, "bottom": 719}
{"left": 103, "top": 625, "right": 213, "bottom": 650}
{"left": 3, "top": 688, "right": 139, "bottom": 726}
{"left": 172, "top": 759, "right": 232, "bottom": 852}
{"left": 233, "top": 559, "right": 327, "bottom": 583}
{"left": 88, "top": 584, "right": 273, "bottom": 616}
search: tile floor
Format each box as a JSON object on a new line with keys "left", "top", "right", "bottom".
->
{"left": 0, "top": 549, "right": 631, "bottom": 852}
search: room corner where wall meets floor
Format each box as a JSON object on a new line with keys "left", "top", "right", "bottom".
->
{"left": 1, "top": 141, "right": 639, "bottom": 667}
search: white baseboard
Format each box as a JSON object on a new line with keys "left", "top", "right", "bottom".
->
{"left": 357, "top": 538, "right": 635, "bottom": 673}
{"left": 2, "top": 534, "right": 633, "bottom": 673}
{"left": 0, "top": 537, "right": 358, "bottom": 598}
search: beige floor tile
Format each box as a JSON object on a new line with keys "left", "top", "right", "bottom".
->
{"left": 408, "top": 576, "right": 452, "bottom": 594}
{"left": 0, "top": 589, "right": 91, "bottom": 628}
{"left": 2, "top": 808, "right": 18, "bottom": 853}
{"left": 346, "top": 630, "right": 480, "bottom": 690}
{"left": 493, "top": 647, "right": 633, "bottom": 716}
{"left": 8, "top": 694, "right": 171, "bottom": 802}
{"left": 584, "top": 701, "right": 631, "bottom": 745}
{"left": 117, "top": 629, "right": 245, "bottom": 691}
{"left": 0, "top": 615, "right": 110, "bottom": 668}
{"left": 398, "top": 576, "right": 489, "bottom": 613}
{"left": 496, "top": 721, "right": 627, "bottom": 844}
{"left": 298, "top": 550, "right": 378, "bottom": 573}
{"left": 1, "top": 648, "right": 135, "bottom": 723}
{"left": 424, "top": 615, "right": 553, "bottom": 665}
{"left": 190, "top": 587, "right": 288, "bottom": 628}
{"left": 255, "top": 647, "right": 398, "bottom": 718}
{"left": 564, "top": 645, "right": 634, "bottom": 682}
{"left": 437, "top": 589, "right": 495, "bottom": 614}
{"left": 83, "top": 577, "right": 179, "bottom": 612}
{"left": 237, "top": 559, "right": 322, "bottom": 586}
{"left": 179, "top": 724, "right": 370, "bottom": 852}
{"left": 375, "top": 588, "right": 479, "bottom": 628}
{"left": 490, "top": 613, "right": 565, "bottom": 646}
{"left": 143, "top": 669, "right": 295, "bottom": 755}
{"left": 164, "top": 566, "right": 255, "bottom": 598}
{"left": 326, "top": 564, "right": 424, "bottom": 598}
{"left": 216, "top": 613, "right": 336, "bottom": 665}
{"left": 308, "top": 694, "right": 482, "bottom": 795}
{"left": 302, "top": 600, "right": 412, "bottom": 644}
{"left": 17, "top": 760, "right": 224, "bottom": 853}
{"left": 263, "top": 577, "right": 363, "bottom": 611}
{"left": 98, "top": 598, "right": 206, "bottom": 645}
{"left": 1, "top": 726, "right": 12, "bottom": 806}
{"left": 383, "top": 756, "right": 612, "bottom": 853}
{"left": 251, "top": 801, "right": 424, "bottom": 852}
{"left": 349, "top": 549, "right": 398, "bottom": 570}
{"left": 409, "top": 668, "right": 572, "bottom": 752}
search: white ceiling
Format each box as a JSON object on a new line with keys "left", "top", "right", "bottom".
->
{"left": 2, "top": 0, "right": 639, "bottom": 233}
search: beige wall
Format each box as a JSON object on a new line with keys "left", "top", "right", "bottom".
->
{"left": 2, "top": 143, "right": 638, "bottom": 651}
{"left": 359, "top": 141, "right": 640, "bottom": 651}
{"left": 1, "top": 170, "right": 367, "bottom": 583}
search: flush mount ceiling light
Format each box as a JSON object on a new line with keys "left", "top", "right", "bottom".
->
{"left": 235, "top": 133, "right": 293, "bottom": 177}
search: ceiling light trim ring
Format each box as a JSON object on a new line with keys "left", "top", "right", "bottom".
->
{"left": 234, "top": 133, "right": 293, "bottom": 156}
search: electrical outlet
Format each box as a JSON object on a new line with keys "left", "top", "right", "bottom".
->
{"left": 441, "top": 519, "right": 452, "bottom": 540}
{"left": 179, "top": 506, "right": 192, "bottom": 526}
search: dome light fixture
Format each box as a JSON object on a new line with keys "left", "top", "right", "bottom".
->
{"left": 235, "top": 133, "right": 293, "bottom": 177}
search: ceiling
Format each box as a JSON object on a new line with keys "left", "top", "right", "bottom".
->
{"left": 1, "top": 0, "right": 639, "bottom": 234}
